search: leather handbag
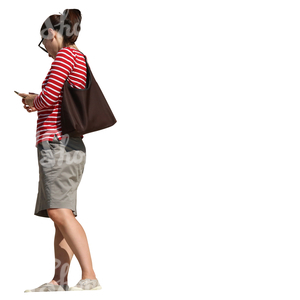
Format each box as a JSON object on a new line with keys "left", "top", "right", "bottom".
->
{"left": 61, "top": 53, "right": 117, "bottom": 137}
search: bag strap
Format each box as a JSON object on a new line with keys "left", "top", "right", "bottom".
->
{"left": 77, "top": 50, "right": 91, "bottom": 89}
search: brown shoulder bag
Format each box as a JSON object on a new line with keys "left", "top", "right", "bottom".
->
{"left": 61, "top": 53, "right": 117, "bottom": 137}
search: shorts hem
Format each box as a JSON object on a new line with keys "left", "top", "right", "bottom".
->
{"left": 34, "top": 203, "right": 77, "bottom": 218}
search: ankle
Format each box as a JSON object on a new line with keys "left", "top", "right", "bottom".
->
{"left": 49, "top": 279, "right": 59, "bottom": 285}
{"left": 51, "top": 277, "right": 68, "bottom": 286}
{"left": 82, "top": 270, "right": 96, "bottom": 280}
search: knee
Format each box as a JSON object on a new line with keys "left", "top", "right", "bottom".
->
{"left": 47, "top": 208, "right": 74, "bottom": 226}
{"left": 47, "top": 208, "right": 62, "bottom": 225}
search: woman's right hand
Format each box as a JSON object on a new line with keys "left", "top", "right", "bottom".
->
{"left": 22, "top": 98, "right": 37, "bottom": 113}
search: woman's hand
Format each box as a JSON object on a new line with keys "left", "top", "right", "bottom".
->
{"left": 19, "top": 93, "right": 37, "bottom": 113}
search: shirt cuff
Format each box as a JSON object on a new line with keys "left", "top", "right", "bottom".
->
{"left": 33, "top": 95, "right": 39, "bottom": 109}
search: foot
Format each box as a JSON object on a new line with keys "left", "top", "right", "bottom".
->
{"left": 69, "top": 278, "right": 102, "bottom": 291}
{"left": 24, "top": 282, "right": 69, "bottom": 292}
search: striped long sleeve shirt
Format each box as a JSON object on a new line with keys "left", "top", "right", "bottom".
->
{"left": 33, "top": 47, "right": 87, "bottom": 147}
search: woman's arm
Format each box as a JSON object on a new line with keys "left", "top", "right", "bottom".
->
{"left": 33, "top": 48, "right": 76, "bottom": 111}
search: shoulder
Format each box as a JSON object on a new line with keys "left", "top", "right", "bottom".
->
{"left": 52, "top": 48, "right": 84, "bottom": 71}
{"left": 61, "top": 47, "right": 85, "bottom": 57}
{"left": 55, "top": 47, "right": 77, "bottom": 63}
{"left": 63, "top": 47, "right": 86, "bottom": 62}
{"left": 51, "top": 48, "right": 86, "bottom": 74}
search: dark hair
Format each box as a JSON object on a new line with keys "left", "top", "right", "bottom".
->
{"left": 40, "top": 9, "right": 82, "bottom": 45}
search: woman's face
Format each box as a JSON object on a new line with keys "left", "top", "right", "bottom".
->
{"left": 42, "top": 38, "right": 55, "bottom": 59}
{"left": 41, "top": 29, "right": 64, "bottom": 59}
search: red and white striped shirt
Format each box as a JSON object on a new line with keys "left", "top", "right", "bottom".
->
{"left": 33, "top": 47, "right": 87, "bottom": 147}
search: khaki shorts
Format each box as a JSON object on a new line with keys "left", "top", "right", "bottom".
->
{"left": 34, "top": 134, "right": 86, "bottom": 218}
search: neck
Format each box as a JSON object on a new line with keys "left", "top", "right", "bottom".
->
{"left": 52, "top": 43, "right": 79, "bottom": 59}
{"left": 65, "top": 43, "right": 78, "bottom": 50}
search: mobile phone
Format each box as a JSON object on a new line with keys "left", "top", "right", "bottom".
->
{"left": 14, "top": 91, "right": 19, "bottom": 94}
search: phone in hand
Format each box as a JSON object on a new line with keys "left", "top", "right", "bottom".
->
{"left": 14, "top": 91, "right": 19, "bottom": 95}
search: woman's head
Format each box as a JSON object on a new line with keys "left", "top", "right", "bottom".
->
{"left": 40, "top": 9, "right": 82, "bottom": 58}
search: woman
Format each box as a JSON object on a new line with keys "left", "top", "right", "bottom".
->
{"left": 20, "top": 9, "right": 101, "bottom": 292}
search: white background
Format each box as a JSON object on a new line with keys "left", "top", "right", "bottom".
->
{"left": 1, "top": 0, "right": 300, "bottom": 299}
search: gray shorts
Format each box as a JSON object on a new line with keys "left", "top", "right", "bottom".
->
{"left": 34, "top": 134, "right": 86, "bottom": 218}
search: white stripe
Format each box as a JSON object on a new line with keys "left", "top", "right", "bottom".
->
{"left": 71, "top": 71, "right": 87, "bottom": 79}
{"left": 52, "top": 60, "right": 74, "bottom": 71}
{"left": 75, "top": 62, "right": 87, "bottom": 69}
{"left": 47, "top": 77, "right": 66, "bottom": 86}
{"left": 56, "top": 53, "right": 75, "bottom": 64}
{"left": 70, "top": 80, "right": 86, "bottom": 88}
{"left": 42, "top": 90, "right": 57, "bottom": 100}
{"left": 46, "top": 85, "right": 61, "bottom": 94}
{"left": 50, "top": 68, "right": 70, "bottom": 78}
{"left": 69, "top": 74, "right": 87, "bottom": 82}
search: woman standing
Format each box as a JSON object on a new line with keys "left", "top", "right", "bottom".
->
{"left": 21, "top": 9, "right": 101, "bottom": 292}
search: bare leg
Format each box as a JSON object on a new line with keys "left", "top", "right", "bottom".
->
{"left": 47, "top": 208, "right": 96, "bottom": 280}
{"left": 48, "top": 224, "right": 74, "bottom": 285}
